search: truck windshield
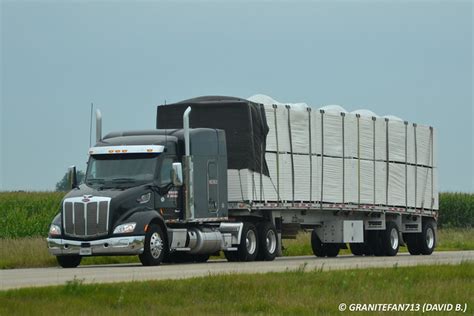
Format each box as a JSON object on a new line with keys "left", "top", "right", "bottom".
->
{"left": 85, "top": 153, "right": 160, "bottom": 188}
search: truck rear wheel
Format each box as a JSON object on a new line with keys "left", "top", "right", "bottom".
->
{"left": 224, "top": 250, "right": 239, "bottom": 262}
{"left": 419, "top": 220, "right": 436, "bottom": 255}
{"left": 56, "top": 255, "right": 81, "bottom": 268}
{"left": 235, "top": 222, "right": 259, "bottom": 262}
{"left": 139, "top": 224, "right": 167, "bottom": 266}
{"left": 379, "top": 222, "right": 400, "bottom": 256}
{"left": 257, "top": 222, "right": 278, "bottom": 261}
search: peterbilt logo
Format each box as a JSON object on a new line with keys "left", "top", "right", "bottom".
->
{"left": 82, "top": 195, "right": 93, "bottom": 203}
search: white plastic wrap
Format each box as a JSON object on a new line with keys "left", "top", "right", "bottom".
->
{"left": 388, "top": 120, "right": 406, "bottom": 163}
{"left": 358, "top": 116, "right": 375, "bottom": 160}
{"left": 321, "top": 157, "right": 343, "bottom": 203}
{"left": 374, "top": 118, "right": 387, "bottom": 161}
{"left": 375, "top": 161, "right": 387, "bottom": 205}
{"left": 310, "top": 111, "right": 322, "bottom": 155}
{"left": 322, "top": 112, "right": 344, "bottom": 157}
{"left": 344, "top": 114, "right": 358, "bottom": 158}
{"left": 359, "top": 160, "right": 375, "bottom": 204}
{"left": 388, "top": 163, "right": 406, "bottom": 206}
{"left": 240, "top": 94, "right": 438, "bottom": 210}
{"left": 407, "top": 165, "right": 416, "bottom": 207}
{"left": 293, "top": 154, "right": 312, "bottom": 201}
{"left": 416, "top": 125, "right": 433, "bottom": 167}
{"left": 290, "top": 107, "right": 310, "bottom": 154}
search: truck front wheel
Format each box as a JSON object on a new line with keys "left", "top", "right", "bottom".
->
{"left": 56, "top": 255, "right": 81, "bottom": 268}
{"left": 139, "top": 224, "right": 167, "bottom": 266}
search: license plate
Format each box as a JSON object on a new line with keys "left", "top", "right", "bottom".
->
{"left": 79, "top": 247, "right": 92, "bottom": 256}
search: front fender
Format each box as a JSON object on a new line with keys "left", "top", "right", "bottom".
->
{"left": 113, "top": 208, "right": 165, "bottom": 236}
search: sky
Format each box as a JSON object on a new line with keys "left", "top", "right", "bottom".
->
{"left": 0, "top": 0, "right": 472, "bottom": 192}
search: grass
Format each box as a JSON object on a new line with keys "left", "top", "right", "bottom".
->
{"left": 0, "top": 263, "right": 472, "bottom": 315}
{"left": 0, "top": 191, "right": 65, "bottom": 238}
{"left": 0, "top": 191, "right": 472, "bottom": 238}
{"left": 1, "top": 228, "right": 472, "bottom": 269}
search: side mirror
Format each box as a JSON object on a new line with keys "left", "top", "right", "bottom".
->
{"left": 68, "top": 166, "right": 78, "bottom": 189}
{"left": 171, "top": 162, "right": 183, "bottom": 186}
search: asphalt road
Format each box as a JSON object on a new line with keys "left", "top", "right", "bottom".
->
{"left": 1, "top": 251, "right": 473, "bottom": 291}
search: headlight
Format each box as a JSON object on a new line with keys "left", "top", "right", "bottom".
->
{"left": 137, "top": 192, "right": 151, "bottom": 204}
{"left": 49, "top": 224, "right": 61, "bottom": 236}
{"left": 113, "top": 222, "right": 136, "bottom": 234}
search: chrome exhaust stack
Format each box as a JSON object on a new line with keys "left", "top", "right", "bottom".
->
{"left": 183, "top": 107, "right": 194, "bottom": 219}
{"left": 96, "top": 109, "right": 102, "bottom": 143}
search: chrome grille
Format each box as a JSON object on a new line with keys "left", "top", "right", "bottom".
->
{"left": 63, "top": 197, "right": 111, "bottom": 237}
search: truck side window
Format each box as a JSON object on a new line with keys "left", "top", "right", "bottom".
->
{"left": 160, "top": 158, "right": 173, "bottom": 185}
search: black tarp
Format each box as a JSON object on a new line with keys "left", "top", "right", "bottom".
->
{"left": 157, "top": 96, "right": 269, "bottom": 176}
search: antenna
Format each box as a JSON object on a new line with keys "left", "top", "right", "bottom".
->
{"left": 89, "top": 103, "right": 94, "bottom": 147}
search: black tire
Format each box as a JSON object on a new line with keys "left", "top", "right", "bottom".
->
{"left": 404, "top": 233, "right": 421, "bottom": 255}
{"left": 349, "top": 243, "right": 365, "bottom": 256}
{"left": 419, "top": 220, "right": 436, "bottom": 255}
{"left": 379, "top": 222, "right": 400, "bottom": 256}
{"left": 311, "top": 230, "right": 326, "bottom": 257}
{"left": 324, "top": 244, "right": 340, "bottom": 257}
{"left": 139, "top": 224, "right": 167, "bottom": 266}
{"left": 224, "top": 250, "right": 239, "bottom": 262}
{"left": 56, "top": 255, "right": 81, "bottom": 268}
{"left": 192, "top": 254, "right": 210, "bottom": 263}
{"left": 368, "top": 230, "right": 385, "bottom": 256}
{"left": 236, "top": 222, "right": 259, "bottom": 262}
{"left": 257, "top": 222, "right": 278, "bottom": 261}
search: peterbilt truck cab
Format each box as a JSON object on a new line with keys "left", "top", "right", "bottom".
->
{"left": 47, "top": 120, "right": 238, "bottom": 268}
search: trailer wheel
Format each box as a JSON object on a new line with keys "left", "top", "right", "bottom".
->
{"left": 325, "top": 244, "right": 340, "bottom": 257}
{"left": 349, "top": 243, "right": 364, "bottom": 256}
{"left": 311, "top": 230, "right": 326, "bottom": 257}
{"left": 257, "top": 222, "right": 278, "bottom": 261}
{"left": 368, "top": 230, "right": 384, "bottom": 256}
{"left": 56, "top": 255, "right": 81, "bottom": 268}
{"left": 380, "top": 222, "right": 400, "bottom": 256}
{"left": 404, "top": 233, "right": 421, "bottom": 255}
{"left": 236, "top": 222, "right": 259, "bottom": 261}
{"left": 139, "top": 224, "right": 166, "bottom": 266}
{"left": 419, "top": 220, "right": 436, "bottom": 255}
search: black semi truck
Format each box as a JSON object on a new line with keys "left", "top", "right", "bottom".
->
{"left": 47, "top": 96, "right": 438, "bottom": 267}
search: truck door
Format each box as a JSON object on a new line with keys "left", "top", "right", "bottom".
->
{"left": 156, "top": 157, "right": 180, "bottom": 220}
{"left": 207, "top": 160, "right": 219, "bottom": 213}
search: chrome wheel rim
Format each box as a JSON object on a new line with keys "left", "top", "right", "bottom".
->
{"left": 390, "top": 228, "right": 399, "bottom": 250}
{"left": 150, "top": 232, "right": 163, "bottom": 259}
{"left": 426, "top": 228, "right": 434, "bottom": 249}
{"left": 266, "top": 230, "right": 277, "bottom": 254}
{"left": 246, "top": 230, "right": 257, "bottom": 255}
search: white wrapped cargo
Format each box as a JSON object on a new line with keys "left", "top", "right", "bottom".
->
{"left": 226, "top": 94, "right": 437, "bottom": 211}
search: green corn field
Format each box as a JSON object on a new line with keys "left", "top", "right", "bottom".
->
{"left": 0, "top": 191, "right": 472, "bottom": 238}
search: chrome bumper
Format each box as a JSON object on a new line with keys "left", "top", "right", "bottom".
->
{"left": 47, "top": 236, "right": 145, "bottom": 256}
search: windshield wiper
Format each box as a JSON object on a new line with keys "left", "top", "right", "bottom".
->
{"left": 86, "top": 178, "right": 106, "bottom": 185}
{"left": 111, "top": 177, "right": 136, "bottom": 183}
